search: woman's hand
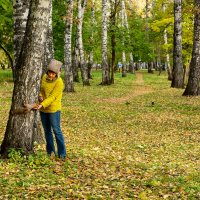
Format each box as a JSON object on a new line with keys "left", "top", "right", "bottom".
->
{"left": 38, "top": 96, "right": 44, "bottom": 103}
{"left": 36, "top": 104, "right": 43, "bottom": 110}
{"left": 32, "top": 104, "right": 43, "bottom": 110}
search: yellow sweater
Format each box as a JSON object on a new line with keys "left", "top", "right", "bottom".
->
{"left": 39, "top": 74, "right": 64, "bottom": 113}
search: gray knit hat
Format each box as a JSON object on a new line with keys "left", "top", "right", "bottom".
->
{"left": 48, "top": 59, "right": 63, "bottom": 74}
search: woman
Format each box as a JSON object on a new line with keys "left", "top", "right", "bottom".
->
{"left": 36, "top": 59, "right": 66, "bottom": 159}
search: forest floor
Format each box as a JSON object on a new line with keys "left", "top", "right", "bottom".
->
{"left": 0, "top": 69, "right": 200, "bottom": 199}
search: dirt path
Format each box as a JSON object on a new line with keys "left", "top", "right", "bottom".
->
{"left": 96, "top": 72, "right": 153, "bottom": 103}
{"left": 135, "top": 71, "right": 144, "bottom": 85}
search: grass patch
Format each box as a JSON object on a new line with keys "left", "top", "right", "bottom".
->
{"left": 0, "top": 69, "right": 13, "bottom": 82}
{"left": 0, "top": 69, "right": 200, "bottom": 199}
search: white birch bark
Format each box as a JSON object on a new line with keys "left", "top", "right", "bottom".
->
{"left": 64, "top": 0, "right": 74, "bottom": 92}
{"left": 121, "top": 1, "right": 135, "bottom": 74}
{"left": 77, "top": 0, "right": 90, "bottom": 85}
{"left": 122, "top": 0, "right": 132, "bottom": 77}
{"left": 44, "top": 0, "right": 54, "bottom": 72}
{"left": 1, "top": 0, "right": 50, "bottom": 157}
{"left": 13, "top": 0, "right": 30, "bottom": 78}
{"left": 13, "top": 0, "right": 44, "bottom": 144}
{"left": 102, "top": 0, "right": 110, "bottom": 84}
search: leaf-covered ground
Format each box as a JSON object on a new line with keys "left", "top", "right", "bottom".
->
{"left": 0, "top": 70, "right": 200, "bottom": 199}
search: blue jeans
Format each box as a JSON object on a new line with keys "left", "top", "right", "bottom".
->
{"left": 40, "top": 111, "right": 66, "bottom": 158}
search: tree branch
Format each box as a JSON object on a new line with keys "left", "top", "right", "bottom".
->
{"left": 0, "top": 43, "right": 13, "bottom": 69}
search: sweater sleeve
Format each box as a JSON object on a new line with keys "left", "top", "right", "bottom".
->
{"left": 41, "top": 78, "right": 63, "bottom": 109}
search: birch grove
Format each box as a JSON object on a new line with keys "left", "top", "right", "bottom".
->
{"left": 1, "top": 0, "right": 198, "bottom": 95}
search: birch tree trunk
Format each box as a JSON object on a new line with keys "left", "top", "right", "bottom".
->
{"left": 72, "top": 45, "right": 80, "bottom": 82}
{"left": 43, "top": 0, "right": 54, "bottom": 73}
{"left": 163, "top": 3, "right": 172, "bottom": 80}
{"left": 77, "top": 0, "right": 90, "bottom": 86}
{"left": 129, "top": 52, "right": 135, "bottom": 74}
{"left": 171, "top": 0, "right": 184, "bottom": 88}
{"left": 13, "top": 0, "right": 30, "bottom": 80}
{"left": 121, "top": 0, "right": 127, "bottom": 77}
{"left": 88, "top": 52, "right": 93, "bottom": 79}
{"left": 101, "top": 0, "right": 110, "bottom": 85}
{"left": 122, "top": 1, "right": 135, "bottom": 76}
{"left": 183, "top": 0, "right": 200, "bottom": 96}
{"left": 13, "top": 0, "right": 44, "bottom": 144}
{"left": 164, "top": 29, "right": 172, "bottom": 80}
{"left": 88, "top": 0, "right": 95, "bottom": 79}
{"left": 145, "top": 0, "right": 153, "bottom": 73}
{"left": 64, "top": 0, "right": 74, "bottom": 92}
{"left": 122, "top": 51, "right": 127, "bottom": 77}
{"left": 0, "top": 0, "right": 50, "bottom": 157}
{"left": 110, "top": 0, "right": 120, "bottom": 84}
{"left": 73, "top": 6, "right": 81, "bottom": 83}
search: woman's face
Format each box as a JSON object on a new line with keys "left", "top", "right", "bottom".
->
{"left": 47, "top": 70, "right": 57, "bottom": 80}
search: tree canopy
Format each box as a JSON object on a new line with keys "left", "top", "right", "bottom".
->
{"left": 0, "top": 0, "right": 194, "bottom": 70}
